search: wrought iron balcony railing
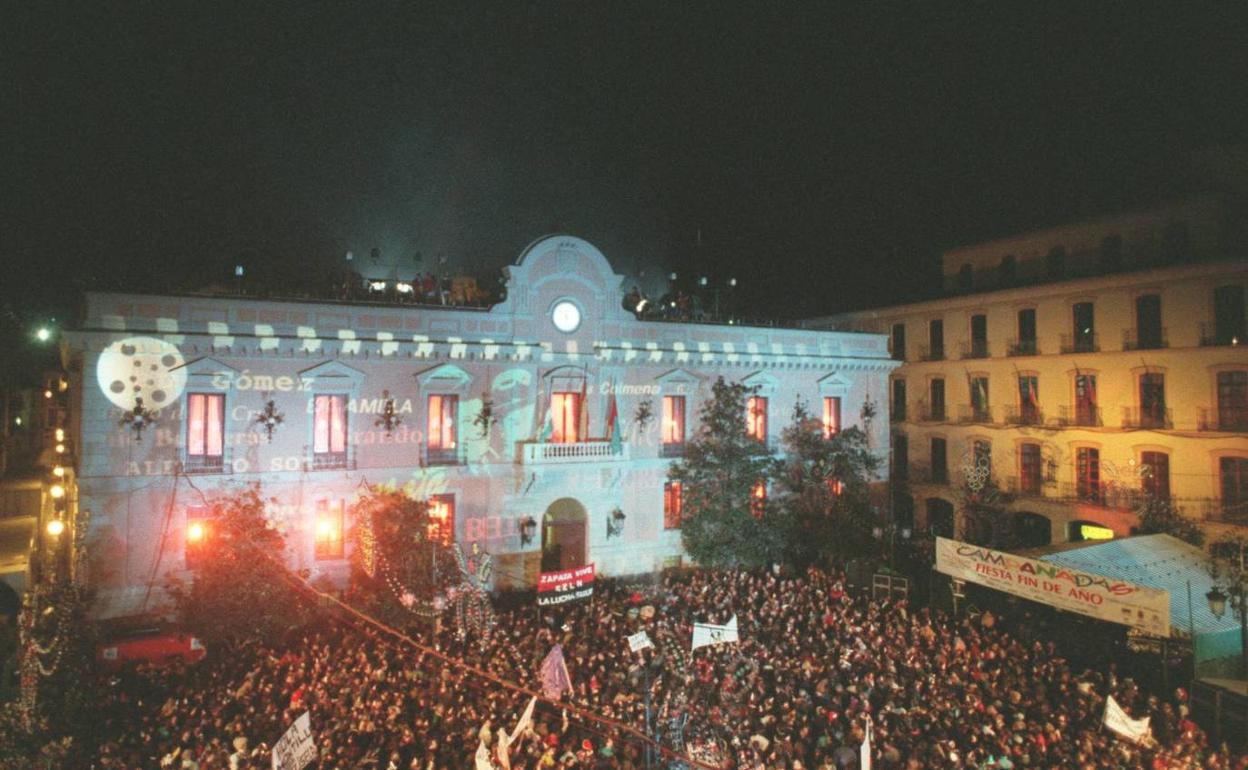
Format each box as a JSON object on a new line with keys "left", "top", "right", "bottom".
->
{"left": 1061, "top": 333, "right": 1099, "bottom": 354}
{"left": 1058, "top": 481, "right": 1144, "bottom": 509}
{"left": 1123, "top": 328, "right": 1168, "bottom": 351}
{"left": 1197, "top": 407, "right": 1248, "bottom": 432}
{"left": 1006, "top": 475, "right": 1047, "bottom": 498}
{"left": 909, "top": 462, "right": 949, "bottom": 486}
{"left": 1199, "top": 322, "right": 1244, "bottom": 347}
{"left": 1122, "top": 406, "right": 1173, "bottom": 430}
{"left": 310, "top": 452, "right": 354, "bottom": 471}
{"left": 1003, "top": 405, "right": 1044, "bottom": 426}
{"left": 183, "top": 455, "right": 226, "bottom": 474}
{"left": 660, "top": 442, "right": 686, "bottom": 458}
{"left": 918, "top": 343, "right": 945, "bottom": 362}
{"left": 957, "top": 404, "right": 994, "bottom": 424}
{"left": 1007, "top": 338, "right": 1039, "bottom": 357}
{"left": 425, "top": 446, "right": 461, "bottom": 466}
{"left": 1058, "top": 404, "right": 1102, "bottom": 427}
{"left": 960, "top": 340, "right": 990, "bottom": 359}
{"left": 917, "top": 400, "right": 946, "bottom": 422}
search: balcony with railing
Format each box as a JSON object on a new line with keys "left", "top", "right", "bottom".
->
{"left": 1058, "top": 404, "right": 1102, "bottom": 427}
{"left": 909, "top": 462, "right": 949, "bottom": 486}
{"left": 522, "top": 440, "right": 631, "bottom": 464}
{"left": 1060, "top": 332, "right": 1099, "bottom": 354}
{"left": 1003, "top": 404, "right": 1045, "bottom": 426}
{"left": 1058, "top": 481, "right": 1144, "bottom": 509}
{"left": 1007, "top": 338, "right": 1039, "bottom": 357}
{"left": 660, "top": 441, "right": 686, "bottom": 458}
{"left": 183, "top": 455, "right": 226, "bottom": 474}
{"left": 1123, "top": 328, "right": 1168, "bottom": 351}
{"left": 1198, "top": 497, "right": 1248, "bottom": 523}
{"left": 917, "top": 400, "right": 946, "bottom": 422}
{"left": 310, "top": 452, "right": 354, "bottom": 471}
{"left": 1122, "top": 406, "right": 1173, "bottom": 430}
{"left": 918, "top": 343, "right": 945, "bottom": 362}
{"left": 1197, "top": 407, "right": 1248, "bottom": 432}
{"left": 960, "top": 340, "right": 990, "bottom": 359}
{"left": 1199, "top": 322, "right": 1244, "bottom": 347}
{"left": 425, "top": 446, "right": 461, "bottom": 466}
{"left": 957, "top": 404, "right": 994, "bottom": 424}
{"left": 1006, "top": 475, "right": 1047, "bottom": 498}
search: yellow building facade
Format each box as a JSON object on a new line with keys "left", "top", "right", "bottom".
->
{"left": 810, "top": 200, "right": 1248, "bottom": 546}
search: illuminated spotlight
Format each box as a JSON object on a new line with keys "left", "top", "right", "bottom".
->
{"left": 13, "top": 417, "right": 21, "bottom": 426}
{"left": 46, "top": 519, "right": 65, "bottom": 537}
{"left": 49, "top": 484, "right": 65, "bottom": 499}
{"left": 395, "top": 282, "right": 413, "bottom": 294}
{"left": 369, "top": 281, "right": 387, "bottom": 292}
{"left": 35, "top": 327, "right": 51, "bottom": 342}
{"left": 635, "top": 298, "right": 650, "bottom": 314}
{"left": 316, "top": 518, "right": 334, "bottom": 537}
{"left": 55, "top": 428, "right": 65, "bottom": 441}
{"left": 55, "top": 443, "right": 66, "bottom": 454}
{"left": 187, "top": 522, "right": 205, "bottom": 543}
{"left": 699, "top": 276, "right": 708, "bottom": 287}
{"left": 728, "top": 278, "right": 737, "bottom": 287}
{"left": 234, "top": 265, "right": 245, "bottom": 277}
{"left": 44, "top": 389, "right": 53, "bottom": 399}
{"left": 53, "top": 466, "right": 65, "bottom": 478}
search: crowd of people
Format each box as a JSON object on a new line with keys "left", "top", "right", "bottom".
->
{"left": 89, "top": 568, "right": 1244, "bottom": 770}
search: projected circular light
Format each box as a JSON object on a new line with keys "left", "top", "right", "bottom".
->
{"left": 551, "top": 300, "right": 581, "bottom": 333}
{"left": 96, "top": 336, "right": 187, "bottom": 410}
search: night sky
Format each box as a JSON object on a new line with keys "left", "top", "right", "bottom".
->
{"left": 3, "top": 4, "right": 1245, "bottom": 327}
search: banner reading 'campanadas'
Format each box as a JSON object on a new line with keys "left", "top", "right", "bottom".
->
{"left": 935, "top": 537, "right": 1169, "bottom": 636}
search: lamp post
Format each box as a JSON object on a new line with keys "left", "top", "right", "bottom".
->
{"left": 1206, "top": 576, "right": 1248, "bottom": 679}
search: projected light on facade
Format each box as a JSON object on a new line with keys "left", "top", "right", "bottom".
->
{"left": 95, "top": 336, "right": 188, "bottom": 410}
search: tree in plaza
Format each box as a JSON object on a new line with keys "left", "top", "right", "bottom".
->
{"left": 668, "top": 378, "right": 780, "bottom": 569}
{"left": 1134, "top": 495, "right": 1205, "bottom": 547}
{"left": 347, "top": 489, "right": 458, "bottom": 626}
{"left": 770, "top": 399, "right": 881, "bottom": 567}
{"left": 165, "top": 484, "right": 309, "bottom": 648}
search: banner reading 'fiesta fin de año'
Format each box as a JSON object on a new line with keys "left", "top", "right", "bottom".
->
{"left": 935, "top": 537, "right": 1169, "bottom": 636}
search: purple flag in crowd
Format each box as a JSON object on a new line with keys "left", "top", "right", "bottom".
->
{"left": 540, "top": 644, "right": 572, "bottom": 700}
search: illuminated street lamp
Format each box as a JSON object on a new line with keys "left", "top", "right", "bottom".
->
{"left": 35, "top": 326, "right": 52, "bottom": 342}
{"left": 46, "top": 519, "right": 65, "bottom": 537}
{"left": 49, "top": 484, "right": 65, "bottom": 499}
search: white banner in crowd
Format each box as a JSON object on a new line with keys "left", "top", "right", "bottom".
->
{"left": 1104, "top": 695, "right": 1153, "bottom": 744}
{"left": 934, "top": 537, "right": 1170, "bottom": 636}
{"left": 627, "top": 631, "right": 654, "bottom": 652}
{"left": 272, "top": 712, "right": 317, "bottom": 770}
{"left": 691, "top": 615, "right": 738, "bottom": 651}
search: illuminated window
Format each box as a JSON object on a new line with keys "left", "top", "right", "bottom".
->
{"left": 1019, "top": 442, "right": 1042, "bottom": 495}
{"left": 314, "top": 500, "right": 345, "bottom": 559}
{"left": 750, "top": 480, "right": 767, "bottom": 519}
{"left": 747, "top": 396, "right": 768, "bottom": 443}
{"left": 827, "top": 477, "right": 845, "bottom": 498}
{"left": 823, "top": 396, "right": 841, "bottom": 438}
{"left": 1017, "top": 376, "right": 1039, "bottom": 423}
{"left": 550, "top": 392, "right": 582, "bottom": 443}
{"left": 1076, "top": 447, "right": 1101, "bottom": 503}
{"left": 427, "top": 394, "right": 459, "bottom": 464}
{"left": 663, "top": 482, "right": 682, "bottom": 529}
{"left": 312, "top": 394, "right": 348, "bottom": 469}
{"left": 185, "top": 393, "right": 225, "bottom": 472}
{"left": 428, "top": 494, "right": 455, "bottom": 545}
{"left": 1074, "top": 374, "right": 1098, "bottom": 426}
{"left": 184, "top": 506, "right": 212, "bottom": 569}
{"left": 662, "top": 396, "right": 686, "bottom": 455}
{"left": 1140, "top": 452, "right": 1170, "bottom": 500}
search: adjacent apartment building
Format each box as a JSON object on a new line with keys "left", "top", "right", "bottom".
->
{"left": 63, "top": 236, "right": 897, "bottom": 618}
{"left": 808, "top": 198, "right": 1247, "bottom": 547}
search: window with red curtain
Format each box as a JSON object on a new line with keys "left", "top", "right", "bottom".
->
{"left": 662, "top": 396, "right": 686, "bottom": 449}
{"left": 427, "top": 394, "right": 458, "bottom": 463}
{"left": 663, "top": 482, "right": 682, "bottom": 529}
{"left": 1141, "top": 452, "right": 1170, "bottom": 500}
{"left": 313, "top": 394, "right": 348, "bottom": 465}
{"left": 428, "top": 494, "right": 455, "bottom": 545}
{"left": 314, "top": 500, "right": 345, "bottom": 559}
{"left": 186, "top": 393, "right": 225, "bottom": 469}
{"left": 1019, "top": 443, "right": 1042, "bottom": 495}
{"left": 1076, "top": 447, "right": 1101, "bottom": 503}
{"left": 747, "top": 396, "right": 768, "bottom": 442}
{"left": 750, "top": 480, "right": 767, "bottom": 518}
{"left": 823, "top": 396, "right": 841, "bottom": 438}
{"left": 551, "top": 392, "right": 581, "bottom": 443}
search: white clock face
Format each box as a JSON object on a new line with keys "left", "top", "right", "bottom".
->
{"left": 552, "top": 301, "right": 581, "bottom": 333}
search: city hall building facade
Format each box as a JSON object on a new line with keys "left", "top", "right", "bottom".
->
{"left": 66, "top": 236, "right": 896, "bottom": 617}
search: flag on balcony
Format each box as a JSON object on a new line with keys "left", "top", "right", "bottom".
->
{"left": 607, "top": 386, "right": 621, "bottom": 454}
{"left": 539, "top": 404, "right": 554, "bottom": 443}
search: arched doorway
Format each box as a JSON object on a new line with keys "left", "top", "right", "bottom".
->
{"left": 1013, "top": 511, "right": 1053, "bottom": 548}
{"left": 542, "top": 498, "right": 588, "bottom": 572}
{"left": 927, "top": 498, "right": 955, "bottom": 539}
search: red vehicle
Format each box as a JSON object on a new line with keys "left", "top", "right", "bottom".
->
{"left": 96, "top": 629, "right": 207, "bottom": 667}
